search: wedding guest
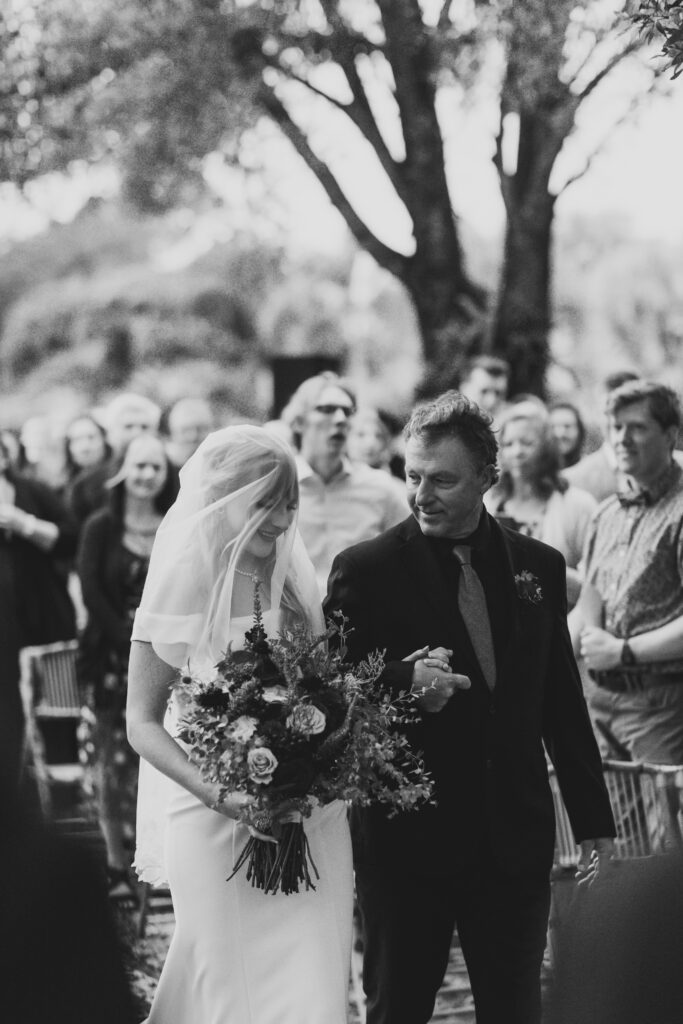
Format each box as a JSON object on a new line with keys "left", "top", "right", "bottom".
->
{"left": 570, "top": 380, "right": 683, "bottom": 765}
{"left": 0, "top": 430, "right": 21, "bottom": 469}
{"left": 348, "top": 407, "right": 405, "bottom": 480}
{"left": 564, "top": 370, "right": 640, "bottom": 501}
{"left": 64, "top": 412, "right": 111, "bottom": 480}
{"left": 18, "top": 415, "right": 63, "bottom": 488}
{"left": 63, "top": 412, "right": 112, "bottom": 548}
{"left": 281, "top": 372, "right": 406, "bottom": 595}
{"left": 127, "top": 425, "right": 353, "bottom": 1023}
{"left": 459, "top": 355, "right": 509, "bottom": 426}
{"left": 325, "top": 390, "right": 615, "bottom": 1024}
{"left": 164, "top": 396, "right": 214, "bottom": 469}
{"left": 68, "top": 392, "right": 165, "bottom": 529}
{"left": 548, "top": 401, "right": 586, "bottom": 469}
{"left": 0, "top": 434, "right": 77, "bottom": 786}
{"left": 77, "top": 434, "right": 175, "bottom": 893}
{"left": 487, "top": 404, "right": 597, "bottom": 606}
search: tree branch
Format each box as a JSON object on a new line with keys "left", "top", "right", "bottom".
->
{"left": 271, "top": 55, "right": 409, "bottom": 206}
{"left": 257, "top": 83, "right": 409, "bottom": 281}
{"left": 492, "top": 117, "right": 516, "bottom": 213}
{"left": 577, "top": 36, "right": 642, "bottom": 100}
{"left": 557, "top": 73, "right": 661, "bottom": 194}
{"left": 565, "top": 23, "right": 622, "bottom": 91}
{"left": 437, "top": 1, "right": 455, "bottom": 31}
{"left": 327, "top": 47, "right": 410, "bottom": 204}
{"left": 274, "top": 64, "right": 351, "bottom": 114}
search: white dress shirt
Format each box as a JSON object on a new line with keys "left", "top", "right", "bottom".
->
{"left": 296, "top": 455, "right": 408, "bottom": 596}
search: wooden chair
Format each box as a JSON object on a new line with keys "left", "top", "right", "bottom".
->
{"left": 19, "top": 640, "right": 83, "bottom": 818}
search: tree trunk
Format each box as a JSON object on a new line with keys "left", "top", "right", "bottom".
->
{"left": 491, "top": 193, "right": 555, "bottom": 397}
{"left": 407, "top": 259, "right": 484, "bottom": 397}
{"left": 379, "top": 0, "right": 485, "bottom": 388}
{"left": 492, "top": 79, "right": 575, "bottom": 399}
{"left": 259, "top": 0, "right": 486, "bottom": 395}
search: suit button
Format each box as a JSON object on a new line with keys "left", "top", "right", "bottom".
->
{"left": 486, "top": 759, "right": 493, "bottom": 770}
{"left": 489, "top": 705, "right": 496, "bottom": 716}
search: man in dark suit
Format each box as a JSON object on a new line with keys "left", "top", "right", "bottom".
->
{"left": 324, "top": 391, "right": 615, "bottom": 1024}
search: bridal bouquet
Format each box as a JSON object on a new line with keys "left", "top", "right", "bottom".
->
{"left": 174, "top": 582, "right": 433, "bottom": 895}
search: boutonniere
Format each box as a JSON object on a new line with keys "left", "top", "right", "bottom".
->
{"left": 514, "top": 570, "right": 543, "bottom": 604}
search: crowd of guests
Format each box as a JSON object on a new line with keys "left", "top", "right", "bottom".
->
{"left": 4, "top": 358, "right": 683, "bottom": 909}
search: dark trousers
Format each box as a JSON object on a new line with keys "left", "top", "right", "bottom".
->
{"left": 355, "top": 863, "right": 551, "bottom": 1024}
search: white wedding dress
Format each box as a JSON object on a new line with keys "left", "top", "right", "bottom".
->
{"left": 135, "top": 612, "right": 354, "bottom": 1024}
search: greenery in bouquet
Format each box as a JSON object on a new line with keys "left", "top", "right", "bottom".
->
{"left": 173, "top": 580, "right": 433, "bottom": 894}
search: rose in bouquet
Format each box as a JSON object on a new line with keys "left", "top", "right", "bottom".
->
{"left": 174, "top": 582, "right": 433, "bottom": 895}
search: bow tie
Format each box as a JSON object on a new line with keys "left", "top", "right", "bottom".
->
{"left": 617, "top": 489, "right": 651, "bottom": 508}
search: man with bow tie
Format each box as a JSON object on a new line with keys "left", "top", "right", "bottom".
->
{"left": 571, "top": 380, "right": 683, "bottom": 766}
{"left": 325, "top": 391, "right": 614, "bottom": 1024}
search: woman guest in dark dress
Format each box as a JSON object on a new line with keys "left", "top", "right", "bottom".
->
{"left": 77, "top": 434, "right": 176, "bottom": 892}
{"left": 0, "top": 436, "right": 77, "bottom": 789}
{"left": 64, "top": 413, "right": 111, "bottom": 495}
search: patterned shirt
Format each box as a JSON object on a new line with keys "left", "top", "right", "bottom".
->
{"left": 583, "top": 461, "right": 683, "bottom": 642}
{"left": 296, "top": 455, "right": 408, "bottom": 597}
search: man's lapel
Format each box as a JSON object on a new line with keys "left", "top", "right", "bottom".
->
{"left": 397, "top": 517, "right": 486, "bottom": 688}
{"left": 489, "top": 516, "right": 523, "bottom": 681}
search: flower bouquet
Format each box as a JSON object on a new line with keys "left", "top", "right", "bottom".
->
{"left": 174, "top": 581, "right": 433, "bottom": 895}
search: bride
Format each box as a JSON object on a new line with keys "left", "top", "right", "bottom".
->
{"left": 126, "top": 425, "right": 353, "bottom": 1024}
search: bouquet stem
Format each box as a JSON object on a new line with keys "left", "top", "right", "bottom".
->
{"left": 228, "top": 822, "right": 320, "bottom": 895}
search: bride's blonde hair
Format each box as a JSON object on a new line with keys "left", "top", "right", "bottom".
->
{"left": 134, "top": 425, "right": 322, "bottom": 669}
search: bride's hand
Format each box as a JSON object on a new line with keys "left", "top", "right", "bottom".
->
{"left": 247, "top": 815, "right": 279, "bottom": 844}
{"left": 246, "top": 807, "right": 303, "bottom": 844}
{"left": 205, "top": 788, "right": 253, "bottom": 820}
{"left": 403, "top": 645, "right": 452, "bottom": 673}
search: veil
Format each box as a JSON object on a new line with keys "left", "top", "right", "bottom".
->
{"left": 133, "top": 424, "right": 324, "bottom": 884}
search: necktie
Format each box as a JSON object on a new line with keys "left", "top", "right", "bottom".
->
{"left": 452, "top": 544, "right": 496, "bottom": 691}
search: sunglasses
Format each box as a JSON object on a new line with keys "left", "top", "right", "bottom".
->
{"left": 313, "top": 404, "right": 355, "bottom": 417}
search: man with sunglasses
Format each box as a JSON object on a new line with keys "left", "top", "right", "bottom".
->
{"left": 282, "top": 372, "right": 407, "bottom": 595}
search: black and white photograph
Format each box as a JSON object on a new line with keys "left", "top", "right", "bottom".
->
{"left": 2, "top": 3, "right": 683, "bottom": 1022}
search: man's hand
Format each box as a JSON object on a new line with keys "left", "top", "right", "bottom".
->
{"left": 410, "top": 656, "right": 471, "bottom": 712}
{"left": 0, "top": 503, "right": 27, "bottom": 533}
{"left": 575, "top": 837, "right": 615, "bottom": 887}
{"left": 580, "top": 627, "right": 623, "bottom": 672}
{"left": 403, "top": 645, "right": 452, "bottom": 672}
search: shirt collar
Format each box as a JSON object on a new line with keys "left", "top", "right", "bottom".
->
{"left": 426, "top": 506, "right": 491, "bottom": 557}
{"left": 296, "top": 454, "right": 352, "bottom": 483}
{"left": 620, "top": 460, "right": 681, "bottom": 506}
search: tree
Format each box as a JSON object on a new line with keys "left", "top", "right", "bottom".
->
{"left": 475, "top": 0, "right": 664, "bottom": 393}
{"left": 632, "top": 1, "right": 683, "bottom": 76}
{"left": 1, "top": 0, "right": 485, "bottom": 389}
{"left": 0, "top": 1, "right": 664, "bottom": 396}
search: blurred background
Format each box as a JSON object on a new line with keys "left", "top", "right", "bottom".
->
{"left": 1, "top": 0, "right": 682, "bottom": 452}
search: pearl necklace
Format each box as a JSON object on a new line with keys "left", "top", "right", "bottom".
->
{"left": 234, "top": 567, "right": 262, "bottom": 582}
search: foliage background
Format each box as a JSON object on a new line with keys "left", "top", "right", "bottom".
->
{"left": 1, "top": 1, "right": 682, "bottom": 433}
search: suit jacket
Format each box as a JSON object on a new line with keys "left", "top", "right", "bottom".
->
{"left": 324, "top": 513, "right": 615, "bottom": 878}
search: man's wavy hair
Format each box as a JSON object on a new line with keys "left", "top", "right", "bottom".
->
{"left": 404, "top": 390, "right": 499, "bottom": 483}
{"left": 606, "top": 380, "right": 682, "bottom": 433}
{"left": 280, "top": 371, "right": 356, "bottom": 451}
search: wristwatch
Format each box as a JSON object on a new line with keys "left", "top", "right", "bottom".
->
{"left": 620, "top": 639, "right": 637, "bottom": 666}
